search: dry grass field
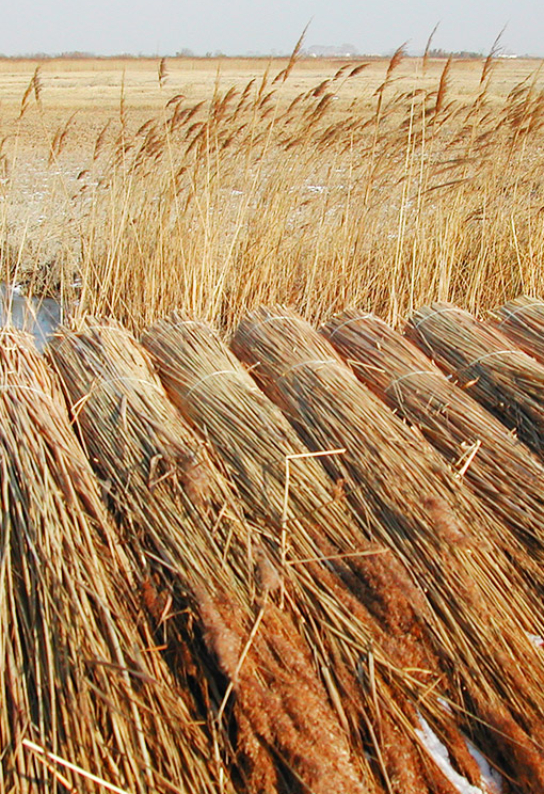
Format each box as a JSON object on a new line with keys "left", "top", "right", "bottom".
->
{"left": 2, "top": 53, "right": 544, "bottom": 329}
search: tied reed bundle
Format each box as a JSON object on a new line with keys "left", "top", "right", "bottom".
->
{"left": 49, "top": 318, "right": 370, "bottom": 794}
{"left": 143, "top": 315, "right": 486, "bottom": 794}
{"left": 232, "top": 305, "right": 544, "bottom": 792}
{"left": 322, "top": 309, "right": 544, "bottom": 583}
{"left": 490, "top": 295, "right": 544, "bottom": 364}
{"left": 0, "top": 329, "right": 221, "bottom": 794}
{"left": 406, "top": 302, "right": 544, "bottom": 459}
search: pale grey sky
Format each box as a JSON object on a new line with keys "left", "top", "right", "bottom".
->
{"left": 1, "top": 0, "right": 541, "bottom": 57}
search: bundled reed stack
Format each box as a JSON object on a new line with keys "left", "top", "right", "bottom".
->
{"left": 322, "top": 310, "right": 544, "bottom": 581}
{"left": 0, "top": 329, "right": 222, "bottom": 794}
{"left": 406, "top": 302, "right": 544, "bottom": 459}
{"left": 490, "top": 296, "right": 544, "bottom": 364}
{"left": 143, "top": 315, "right": 489, "bottom": 794}
{"left": 233, "top": 305, "right": 544, "bottom": 792}
{"left": 49, "top": 318, "right": 370, "bottom": 794}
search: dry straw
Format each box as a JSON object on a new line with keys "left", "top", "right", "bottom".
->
{"left": 233, "top": 305, "right": 544, "bottom": 791}
{"left": 48, "top": 317, "right": 372, "bottom": 794}
{"left": 26, "top": 50, "right": 544, "bottom": 332}
{"left": 0, "top": 329, "right": 221, "bottom": 794}
{"left": 143, "top": 313, "right": 490, "bottom": 794}
{"left": 406, "top": 302, "right": 544, "bottom": 459}
{"left": 322, "top": 309, "right": 544, "bottom": 586}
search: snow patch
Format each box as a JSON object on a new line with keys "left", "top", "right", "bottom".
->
{"left": 466, "top": 740, "right": 503, "bottom": 793}
{"left": 417, "top": 715, "right": 503, "bottom": 794}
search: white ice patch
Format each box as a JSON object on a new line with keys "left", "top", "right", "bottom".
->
{"left": 466, "top": 740, "right": 503, "bottom": 793}
{"left": 416, "top": 715, "right": 490, "bottom": 794}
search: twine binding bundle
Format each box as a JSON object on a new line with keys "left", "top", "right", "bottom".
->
{"left": 0, "top": 329, "right": 221, "bottom": 794}
{"left": 232, "top": 305, "right": 544, "bottom": 792}
{"left": 49, "top": 318, "right": 373, "bottom": 794}
{"left": 322, "top": 309, "right": 544, "bottom": 586}
{"left": 406, "top": 302, "right": 544, "bottom": 459}
{"left": 490, "top": 295, "right": 544, "bottom": 364}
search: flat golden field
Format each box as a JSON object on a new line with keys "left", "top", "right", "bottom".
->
{"left": 2, "top": 55, "right": 543, "bottom": 140}
{"left": 1, "top": 54, "right": 544, "bottom": 327}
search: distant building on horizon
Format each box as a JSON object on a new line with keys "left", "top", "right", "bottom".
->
{"left": 305, "top": 44, "right": 359, "bottom": 58}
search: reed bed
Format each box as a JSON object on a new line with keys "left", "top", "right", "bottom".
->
{"left": 0, "top": 328, "right": 222, "bottom": 794}
{"left": 48, "top": 317, "right": 372, "bottom": 794}
{"left": 490, "top": 295, "right": 544, "bottom": 364}
{"left": 406, "top": 302, "right": 544, "bottom": 458}
{"left": 322, "top": 309, "right": 544, "bottom": 580}
{"left": 232, "top": 305, "right": 544, "bottom": 792}
{"left": 10, "top": 54, "right": 544, "bottom": 330}
{"left": 143, "top": 314, "right": 491, "bottom": 794}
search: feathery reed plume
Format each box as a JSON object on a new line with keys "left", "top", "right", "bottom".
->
{"left": 434, "top": 58, "right": 452, "bottom": 117}
{"left": 19, "top": 66, "right": 42, "bottom": 119}
{"left": 158, "top": 57, "right": 168, "bottom": 88}
{"left": 273, "top": 24, "right": 309, "bottom": 84}
{"left": 422, "top": 24, "right": 440, "bottom": 74}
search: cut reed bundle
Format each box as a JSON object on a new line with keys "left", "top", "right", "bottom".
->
{"left": 406, "top": 302, "right": 544, "bottom": 458}
{"left": 233, "top": 305, "right": 544, "bottom": 792}
{"left": 48, "top": 318, "right": 370, "bottom": 794}
{"left": 0, "top": 329, "right": 221, "bottom": 794}
{"left": 143, "top": 315, "right": 489, "bottom": 794}
{"left": 322, "top": 309, "right": 544, "bottom": 580}
{"left": 490, "top": 295, "right": 544, "bottom": 364}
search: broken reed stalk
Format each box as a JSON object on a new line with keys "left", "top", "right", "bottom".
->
{"left": 0, "top": 329, "right": 221, "bottom": 794}
{"left": 490, "top": 295, "right": 544, "bottom": 364}
{"left": 232, "top": 305, "right": 544, "bottom": 792}
{"left": 48, "top": 317, "right": 371, "bottom": 794}
{"left": 143, "top": 314, "right": 488, "bottom": 794}
{"left": 406, "top": 302, "right": 544, "bottom": 459}
{"left": 322, "top": 309, "right": 544, "bottom": 585}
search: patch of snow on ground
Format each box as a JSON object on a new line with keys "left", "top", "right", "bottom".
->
{"left": 466, "top": 740, "right": 503, "bottom": 793}
{"left": 416, "top": 716, "right": 491, "bottom": 794}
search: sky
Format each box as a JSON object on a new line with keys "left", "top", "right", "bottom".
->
{"left": 1, "top": 0, "right": 541, "bottom": 57}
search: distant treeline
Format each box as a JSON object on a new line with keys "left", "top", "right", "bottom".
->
{"left": 0, "top": 48, "right": 530, "bottom": 61}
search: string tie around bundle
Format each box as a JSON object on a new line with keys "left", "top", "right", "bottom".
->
{"left": 414, "top": 306, "right": 460, "bottom": 328}
{"left": 326, "top": 314, "right": 374, "bottom": 340}
{"left": 498, "top": 302, "right": 544, "bottom": 326}
{"left": 456, "top": 349, "right": 520, "bottom": 376}
{"left": 247, "top": 313, "right": 308, "bottom": 337}
{"left": 385, "top": 369, "right": 437, "bottom": 393}
{"left": 0, "top": 383, "right": 52, "bottom": 401}
{"left": 278, "top": 358, "right": 340, "bottom": 382}
{"left": 185, "top": 369, "right": 241, "bottom": 398}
